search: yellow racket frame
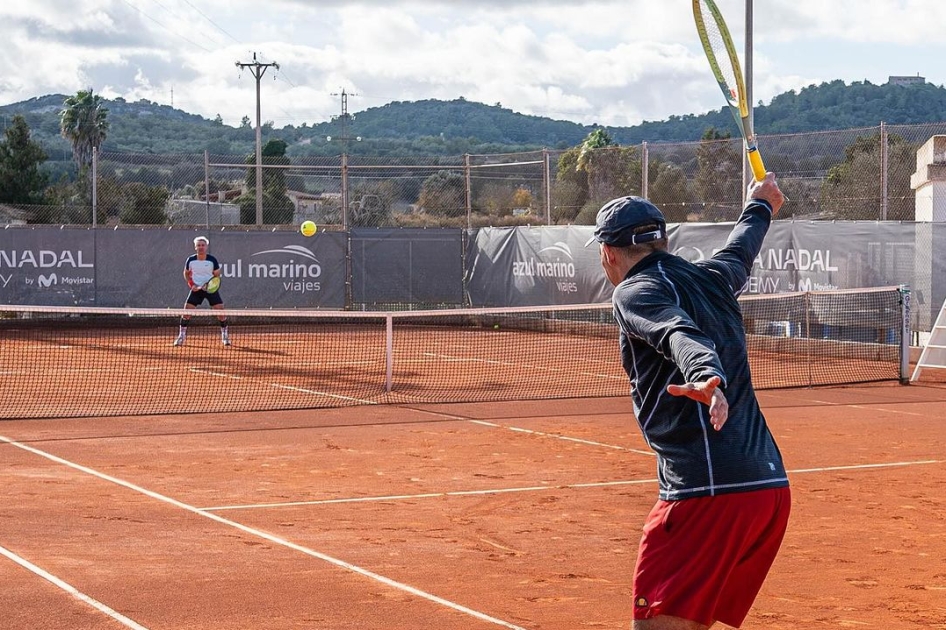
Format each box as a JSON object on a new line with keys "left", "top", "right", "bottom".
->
{"left": 693, "top": 0, "right": 766, "bottom": 181}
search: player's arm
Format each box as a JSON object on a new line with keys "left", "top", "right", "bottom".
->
{"left": 700, "top": 174, "right": 783, "bottom": 295}
{"left": 616, "top": 282, "right": 729, "bottom": 428}
{"left": 183, "top": 261, "right": 198, "bottom": 290}
{"left": 210, "top": 255, "right": 221, "bottom": 278}
{"left": 614, "top": 280, "right": 727, "bottom": 388}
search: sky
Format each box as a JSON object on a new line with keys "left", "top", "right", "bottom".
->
{"left": 1, "top": 0, "right": 945, "bottom": 130}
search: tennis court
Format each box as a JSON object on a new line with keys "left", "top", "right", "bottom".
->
{"left": 1, "top": 289, "right": 943, "bottom": 629}
{"left": 1, "top": 382, "right": 945, "bottom": 629}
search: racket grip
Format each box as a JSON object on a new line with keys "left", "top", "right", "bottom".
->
{"left": 747, "top": 147, "right": 766, "bottom": 182}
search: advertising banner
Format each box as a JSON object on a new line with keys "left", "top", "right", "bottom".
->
{"left": 1, "top": 222, "right": 944, "bottom": 328}
{"left": 0, "top": 228, "right": 347, "bottom": 308}
{"left": 351, "top": 228, "right": 464, "bottom": 305}
{"left": 465, "top": 221, "right": 928, "bottom": 308}
{"left": 465, "top": 226, "right": 612, "bottom": 306}
{"left": 0, "top": 228, "right": 97, "bottom": 305}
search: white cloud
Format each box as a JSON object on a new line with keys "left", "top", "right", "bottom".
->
{"left": 0, "top": 0, "right": 944, "bottom": 129}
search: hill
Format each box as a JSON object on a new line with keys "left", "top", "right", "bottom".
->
{"left": 3, "top": 78, "right": 946, "bottom": 158}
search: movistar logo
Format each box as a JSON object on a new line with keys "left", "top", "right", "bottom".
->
{"left": 38, "top": 273, "right": 58, "bottom": 288}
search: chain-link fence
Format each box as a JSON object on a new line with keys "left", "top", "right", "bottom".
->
{"left": 5, "top": 122, "right": 946, "bottom": 229}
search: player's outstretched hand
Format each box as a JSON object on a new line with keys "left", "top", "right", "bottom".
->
{"left": 666, "top": 375, "right": 729, "bottom": 431}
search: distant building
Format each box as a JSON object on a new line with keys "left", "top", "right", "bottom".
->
{"left": 888, "top": 75, "right": 926, "bottom": 87}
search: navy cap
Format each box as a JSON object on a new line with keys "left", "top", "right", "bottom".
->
{"left": 584, "top": 196, "right": 666, "bottom": 247}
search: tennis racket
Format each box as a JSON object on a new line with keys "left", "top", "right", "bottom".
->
{"left": 203, "top": 276, "right": 221, "bottom": 294}
{"left": 692, "top": 0, "right": 766, "bottom": 182}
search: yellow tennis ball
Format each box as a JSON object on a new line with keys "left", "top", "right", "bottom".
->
{"left": 300, "top": 221, "right": 317, "bottom": 237}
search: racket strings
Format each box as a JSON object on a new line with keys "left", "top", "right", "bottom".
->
{"left": 706, "top": 31, "right": 738, "bottom": 97}
{"left": 695, "top": 0, "right": 741, "bottom": 103}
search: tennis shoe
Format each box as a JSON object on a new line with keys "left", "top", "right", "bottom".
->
{"left": 172, "top": 334, "right": 185, "bottom": 347}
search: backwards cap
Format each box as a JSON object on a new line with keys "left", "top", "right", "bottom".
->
{"left": 584, "top": 196, "right": 666, "bottom": 248}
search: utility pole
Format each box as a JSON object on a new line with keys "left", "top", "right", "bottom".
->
{"left": 235, "top": 52, "right": 279, "bottom": 225}
{"left": 327, "top": 89, "right": 360, "bottom": 150}
{"left": 326, "top": 89, "right": 361, "bottom": 229}
{"left": 744, "top": 0, "right": 754, "bottom": 199}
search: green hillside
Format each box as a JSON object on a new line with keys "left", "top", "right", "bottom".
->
{"left": 3, "top": 78, "right": 945, "bottom": 158}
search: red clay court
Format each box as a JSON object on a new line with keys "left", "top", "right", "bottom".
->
{"left": 2, "top": 380, "right": 945, "bottom": 629}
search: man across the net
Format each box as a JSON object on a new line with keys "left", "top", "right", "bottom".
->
{"left": 173, "top": 235, "right": 230, "bottom": 347}
{"left": 587, "top": 173, "right": 790, "bottom": 630}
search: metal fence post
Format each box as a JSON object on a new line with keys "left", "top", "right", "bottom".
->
{"left": 880, "top": 121, "right": 889, "bottom": 221}
{"left": 543, "top": 148, "right": 551, "bottom": 225}
{"left": 204, "top": 150, "right": 211, "bottom": 229}
{"left": 464, "top": 153, "right": 472, "bottom": 229}
{"left": 91, "top": 146, "right": 98, "bottom": 227}
{"left": 341, "top": 152, "right": 349, "bottom": 230}
{"left": 641, "top": 141, "right": 649, "bottom": 200}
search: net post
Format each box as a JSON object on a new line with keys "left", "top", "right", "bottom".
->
{"left": 805, "top": 291, "right": 812, "bottom": 386}
{"left": 900, "top": 284, "right": 911, "bottom": 384}
{"left": 385, "top": 314, "right": 393, "bottom": 393}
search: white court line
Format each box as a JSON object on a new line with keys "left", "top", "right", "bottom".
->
{"left": 0, "top": 435, "right": 527, "bottom": 630}
{"left": 423, "top": 352, "right": 625, "bottom": 381}
{"left": 189, "top": 368, "right": 379, "bottom": 405}
{"left": 404, "top": 407, "right": 651, "bottom": 457}
{"left": 205, "top": 479, "right": 659, "bottom": 511}
{"left": 0, "top": 543, "right": 149, "bottom": 630}
{"left": 468, "top": 419, "right": 654, "bottom": 456}
{"left": 790, "top": 460, "right": 943, "bottom": 474}
{"left": 272, "top": 383, "right": 378, "bottom": 405}
{"left": 803, "top": 399, "right": 935, "bottom": 418}
{"left": 201, "top": 459, "right": 944, "bottom": 512}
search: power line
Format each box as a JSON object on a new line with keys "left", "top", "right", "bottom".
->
{"left": 117, "top": 0, "right": 213, "bottom": 53}
{"left": 179, "top": 0, "right": 241, "bottom": 44}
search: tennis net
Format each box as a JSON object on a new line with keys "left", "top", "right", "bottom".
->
{"left": 0, "top": 286, "right": 909, "bottom": 419}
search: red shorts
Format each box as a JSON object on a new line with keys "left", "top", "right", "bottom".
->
{"left": 632, "top": 486, "right": 791, "bottom": 628}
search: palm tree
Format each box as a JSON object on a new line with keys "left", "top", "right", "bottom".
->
{"left": 576, "top": 128, "right": 613, "bottom": 172}
{"left": 59, "top": 89, "right": 110, "bottom": 173}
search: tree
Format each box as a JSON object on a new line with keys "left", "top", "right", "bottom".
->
{"left": 553, "top": 147, "right": 588, "bottom": 223}
{"left": 417, "top": 170, "right": 465, "bottom": 219}
{"left": 0, "top": 115, "right": 49, "bottom": 207}
{"left": 554, "top": 130, "right": 643, "bottom": 224}
{"left": 476, "top": 182, "right": 517, "bottom": 217}
{"left": 694, "top": 128, "right": 742, "bottom": 220}
{"left": 821, "top": 132, "right": 916, "bottom": 220}
{"left": 648, "top": 162, "right": 694, "bottom": 224}
{"left": 583, "top": 144, "right": 641, "bottom": 206}
{"left": 577, "top": 128, "right": 613, "bottom": 172}
{"left": 512, "top": 187, "right": 533, "bottom": 210}
{"left": 59, "top": 89, "right": 109, "bottom": 173}
{"left": 119, "top": 182, "right": 170, "bottom": 224}
{"left": 239, "top": 138, "right": 294, "bottom": 224}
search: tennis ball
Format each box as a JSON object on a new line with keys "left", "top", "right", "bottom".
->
{"left": 493, "top": 324, "right": 500, "bottom": 330}
{"left": 300, "top": 220, "right": 318, "bottom": 237}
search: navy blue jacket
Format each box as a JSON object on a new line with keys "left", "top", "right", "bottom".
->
{"left": 612, "top": 199, "right": 788, "bottom": 500}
